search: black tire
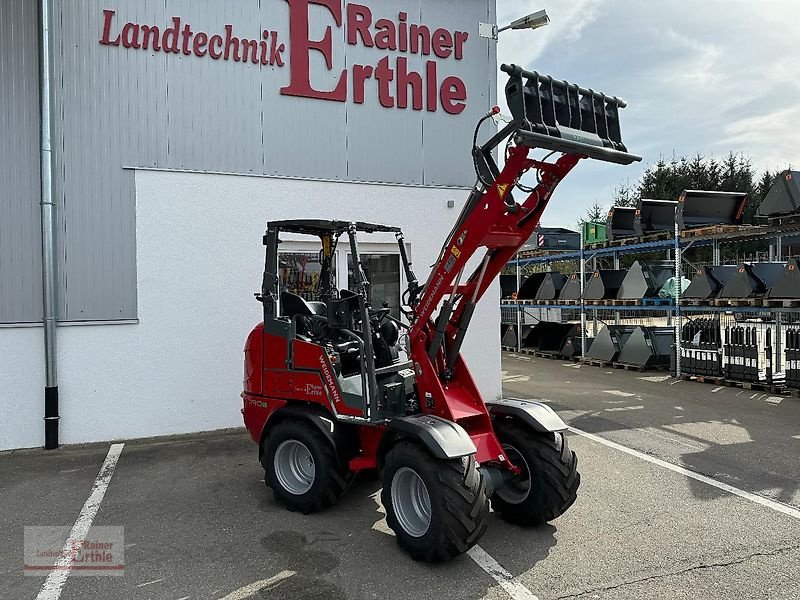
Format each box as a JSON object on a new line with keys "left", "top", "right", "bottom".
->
{"left": 382, "top": 442, "right": 489, "bottom": 562}
{"left": 491, "top": 421, "right": 580, "bottom": 526}
{"left": 262, "top": 419, "right": 353, "bottom": 514}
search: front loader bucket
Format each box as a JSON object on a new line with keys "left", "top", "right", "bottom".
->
{"left": 500, "top": 274, "right": 517, "bottom": 299}
{"left": 502, "top": 64, "right": 641, "bottom": 165}
{"left": 675, "top": 190, "right": 747, "bottom": 230}
{"left": 617, "top": 326, "right": 673, "bottom": 368}
{"left": 501, "top": 324, "right": 518, "bottom": 348}
{"left": 683, "top": 266, "right": 738, "bottom": 299}
{"left": 560, "top": 273, "right": 583, "bottom": 300}
{"left": 607, "top": 206, "right": 637, "bottom": 241}
{"left": 767, "top": 258, "right": 800, "bottom": 298}
{"left": 523, "top": 322, "right": 579, "bottom": 353}
{"left": 584, "top": 269, "right": 627, "bottom": 300}
{"left": 517, "top": 272, "right": 548, "bottom": 300}
{"left": 560, "top": 336, "right": 590, "bottom": 359}
{"left": 758, "top": 171, "right": 800, "bottom": 217}
{"left": 586, "top": 325, "right": 637, "bottom": 362}
{"left": 535, "top": 272, "right": 568, "bottom": 300}
{"left": 617, "top": 261, "right": 674, "bottom": 299}
{"left": 718, "top": 262, "right": 785, "bottom": 298}
{"left": 633, "top": 199, "right": 677, "bottom": 236}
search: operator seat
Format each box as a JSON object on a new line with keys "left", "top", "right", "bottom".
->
{"left": 280, "top": 291, "right": 327, "bottom": 338}
{"left": 374, "top": 318, "right": 400, "bottom": 367}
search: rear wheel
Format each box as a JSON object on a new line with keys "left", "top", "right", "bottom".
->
{"left": 382, "top": 442, "right": 489, "bottom": 562}
{"left": 491, "top": 421, "right": 580, "bottom": 526}
{"left": 263, "top": 419, "right": 353, "bottom": 514}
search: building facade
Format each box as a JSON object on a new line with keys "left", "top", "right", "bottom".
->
{"left": 0, "top": 0, "right": 500, "bottom": 450}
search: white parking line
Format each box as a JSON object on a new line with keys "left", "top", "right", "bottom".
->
{"left": 711, "top": 386, "right": 725, "bottom": 393}
{"left": 36, "top": 443, "right": 125, "bottom": 600}
{"left": 605, "top": 405, "right": 644, "bottom": 412}
{"left": 137, "top": 578, "right": 164, "bottom": 587}
{"left": 217, "top": 571, "right": 295, "bottom": 600}
{"left": 638, "top": 375, "right": 672, "bottom": 383}
{"left": 603, "top": 390, "right": 635, "bottom": 397}
{"left": 568, "top": 427, "right": 800, "bottom": 520}
{"left": 467, "top": 545, "right": 540, "bottom": 600}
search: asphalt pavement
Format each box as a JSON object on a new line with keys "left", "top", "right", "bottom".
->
{"left": 1, "top": 354, "right": 798, "bottom": 600}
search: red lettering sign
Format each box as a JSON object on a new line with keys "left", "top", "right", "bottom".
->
{"left": 99, "top": 4, "right": 471, "bottom": 114}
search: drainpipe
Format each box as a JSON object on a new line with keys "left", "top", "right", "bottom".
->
{"left": 39, "top": 0, "right": 59, "bottom": 449}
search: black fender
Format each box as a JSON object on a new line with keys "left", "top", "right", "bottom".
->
{"left": 378, "top": 414, "right": 477, "bottom": 468}
{"left": 486, "top": 397, "right": 567, "bottom": 433}
{"left": 259, "top": 404, "right": 356, "bottom": 469}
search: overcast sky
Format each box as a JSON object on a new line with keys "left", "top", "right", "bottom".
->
{"left": 495, "top": 0, "right": 800, "bottom": 229}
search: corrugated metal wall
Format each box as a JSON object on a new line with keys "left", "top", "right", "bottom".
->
{"left": 2, "top": 0, "right": 495, "bottom": 323}
{"left": 0, "top": 0, "right": 42, "bottom": 324}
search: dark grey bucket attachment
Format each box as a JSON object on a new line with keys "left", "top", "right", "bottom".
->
{"left": 617, "top": 260, "right": 674, "bottom": 299}
{"left": 560, "top": 335, "right": 590, "bottom": 359}
{"left": 532, "top": 227, "right": 581, "bottom": 250}
{"left": 766, "top": 258, "right": 800, "bottom": 298}
{"left": 517, "top": 272, "right": 548, "bottom": 300}
{"left": 535, "top": 272, "right": 568, "bottom": 300}
{"left": 617, "top": 326, "right": 673, "bottom": 368}
{"left": 675, "top": 190, "right": 747, "bottom": 229}
{"left": 633, "top": 199, "right": 677, "bottom": 236}
{"left": 607, "top": 206, "right": 637, "bottom": 241}
{"left": 500, "top": 274, "right": 517, "bottom": 299}
{"left": 584, "top": 269, "right": 627, "bottom": 299}
{"left": 523, "top": 322, "right": 579, "bottom": 353}
{"left": 586, "top": 325, "right": 637, "bottom": 362}
{"left": 758, "top": 171, "right": 800, "bottom": 217}
{"left": 718, "top": 262, "right": 786, "bottom": 298}
{"left": 560, "top": 273, "right": 583, "bottom": 300}
{"left": 683, "top": 266, "right": 738, "bottom": 299}
{"left": 502, "top": 64, "right": 641, "bottom": 165}
{"left": 501, "top": 324, "right": 517, "bottom": 348}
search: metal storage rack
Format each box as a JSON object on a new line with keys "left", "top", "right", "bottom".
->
{"left": 502, "top": 221, "right": 800, "bottom": 378}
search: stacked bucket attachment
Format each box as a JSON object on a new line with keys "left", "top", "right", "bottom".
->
{"left": 718, "top": 263, "right": 786, "bottom": 299}
{"left": 633, "top": 199, "right": 677, "bottom": 236}
{"left": 523, "top": 322, "right": 579, "bottom": 354}
{"left": 683, "top": 266, "right": 738, "bottom": 300}
{"left": 560, "top": 274, "right": 583, "bottom": 300}
{"left": 586, "top": 325, "right": 637, "bottom": 362}
{"left": 785, "top": 329, "right": 800, "bottom": 389}
{"left": 516, "top": 272, "right": 548, "bottom": 300}
{"left": 757, "top": 171, "right": 800, "bottom": 218}
{"left": 584, "top": 269, "right": 627, "bottom": 300}
{"left": 535, "top": 272, "right": 568, "bottom": 301}
{"left": 500, "top": 274, "right": 517, "bottom": 299}
{"left": 617, "top": 327, "right": 673, "bottom": 368}
{"left": 675, "top": 190, "right": 747, "bottom": 229}
{"left": 502, "top": 65, "right": 640, "bottom": 165}
{"left": 606, "top": 206, "right": 637, "bottom": 241}
{"left": 680, "top": 318, "right": 722, "bottom": 376}
{"left": 559, "top": 336, "right": 588, "bottom": 359}
{"left": 766, "top": 258, "right": 800, "bottom": 298}
{"left": 617, "top": 261, "right": 674, "bottom": 299}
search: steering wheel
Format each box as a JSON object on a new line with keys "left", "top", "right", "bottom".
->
{"left": 369, "top": 307, "right": 391, "bottom": 323}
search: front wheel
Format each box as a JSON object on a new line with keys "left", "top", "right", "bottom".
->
{"left": 382, "top": 442, "right": 489, "bottom": 562}
{"left": 491, "top": 421, "right": 580, "bottom": 526}
{"left": 263, "top": 419, "right": 353, "bottom": 514}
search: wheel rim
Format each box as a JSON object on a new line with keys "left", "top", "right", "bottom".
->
{"left": 391, "top": 467, "right": 431, "bottom": 537}
{"left": 274, "top": 440, "right": 315, "bottom": 495}
{"left": 497, "top": 444, "right": 532, "bottom": 504}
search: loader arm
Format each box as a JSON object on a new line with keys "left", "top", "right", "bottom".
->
{"left": 405, "top": 64, "right": 640, "bottom": 466}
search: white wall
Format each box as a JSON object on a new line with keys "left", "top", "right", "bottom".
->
{"left": 0, "top": 171, "right": 501, "bottom": 450}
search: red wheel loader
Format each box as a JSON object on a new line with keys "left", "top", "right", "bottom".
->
{"left": 242, "top": 64, "right": 640, "bottom": 562}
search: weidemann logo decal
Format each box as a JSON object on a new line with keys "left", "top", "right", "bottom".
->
{"left": 100, "top": 0, "right": 470, "bottom": 114}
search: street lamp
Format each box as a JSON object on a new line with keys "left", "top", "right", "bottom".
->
{"left": 480, "top": 9, "right": 550, "bottom": 40}
{"left": 498, "top": 9, "right": 550, "bottom": 34}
